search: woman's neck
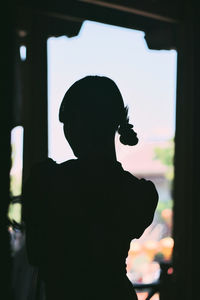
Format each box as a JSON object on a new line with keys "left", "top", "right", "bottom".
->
{"left": 78, "top": 140, "right": 117, "bottom": 162}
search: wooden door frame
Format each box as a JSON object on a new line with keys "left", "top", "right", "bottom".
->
{"left": 5, "top": 2, "right": 199, "bottom": 299}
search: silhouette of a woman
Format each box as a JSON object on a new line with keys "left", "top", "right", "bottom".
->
{"left": 23, "top": 76, "right": 158, "bottom": 300}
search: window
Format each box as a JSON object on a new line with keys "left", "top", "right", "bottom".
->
{"left": 8, "top": 126, "right": 24, "bottom": 224}
{"left": 8, "top": 126, "right": 24, "bottom": 254}
{"left": 48, "top": 20, "right": 177, "bottom": 299}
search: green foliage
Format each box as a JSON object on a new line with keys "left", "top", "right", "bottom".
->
{"left": 156, "top": 199, "right": 173, "bottom": 217}
{"left": 8, "top": 203, "right": 22, "bottom": 224}
{"left": 154, "top": 139, "right": 174, "bottom": 180}
{"left": 10, "top": 174, "right": 22, "bottom": 196}
{"left": 154, "top": 139, "right": 174, "bottom": 167}
{"left": 9, "top": 142, "right": 22, "bottom": 223}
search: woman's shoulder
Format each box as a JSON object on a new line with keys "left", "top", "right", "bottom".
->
{"left": 29, "top": 158, "right": 57, "bottom": 174}
{"left": 23, "top": 159, "right": 57, "bottom": 192}
{"left": 122, "top": 169, "right": 158, "bottom": 198}
{"left": 122, "top": 168, "right": 149, "bottom": 184}
{"left": 29, "top": 158, "right": 77, "bottom": 174}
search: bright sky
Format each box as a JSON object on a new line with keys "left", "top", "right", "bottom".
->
{"left": 47, "top": 20, "right": 177, "bottom": 163}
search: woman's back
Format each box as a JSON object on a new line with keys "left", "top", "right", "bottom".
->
{"left": 23, "top": 157, "right": 158, "bottom": 299}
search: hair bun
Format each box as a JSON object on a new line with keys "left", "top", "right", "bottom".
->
{"left": 118, "top": 123, "right": 139, "bottom": 146}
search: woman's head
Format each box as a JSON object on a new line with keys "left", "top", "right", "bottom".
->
{"left": 59, "top": 76, "right": 138, "bottom": 157}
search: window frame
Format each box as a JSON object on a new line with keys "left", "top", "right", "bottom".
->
{"left": 14, "top": 2, "right": 198, "bottom": 299}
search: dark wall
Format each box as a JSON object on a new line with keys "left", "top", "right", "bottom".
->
{"left": 0, "top": 3, "right": 15, "bottom": 300}
{"left": 1, "top": 1, "right": 200, "bottom": 300}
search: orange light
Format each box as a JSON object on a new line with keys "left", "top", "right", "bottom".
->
{"left": 143, "top": 240, "right": 159, "bottom": 260}
{"left": 159, "top": 237, "right": 174, "bottom": 260}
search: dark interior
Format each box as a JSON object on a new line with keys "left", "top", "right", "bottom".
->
{"left": 1, "top": 1, "right": 200, "bottom": 299}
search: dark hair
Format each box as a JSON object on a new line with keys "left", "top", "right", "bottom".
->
{"left": 59, "top": 76, "right": 138, "bottom": 146}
